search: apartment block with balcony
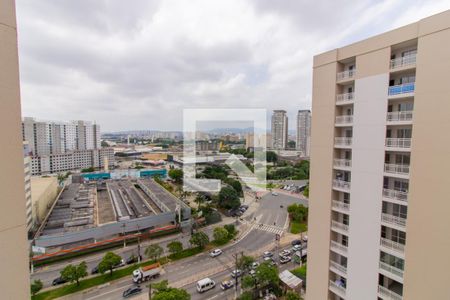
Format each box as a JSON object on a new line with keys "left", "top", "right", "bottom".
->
{"left": 307, "top": 11, "right": 450, "bottom": 300}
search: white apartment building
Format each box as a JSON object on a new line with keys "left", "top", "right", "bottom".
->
{"left": 24, "top": 155, "right": 33, "bottom": 232}
{"left": 296, "top": 110, "right": 311, "bottom": 156}
{"left": 307, "top": 11, "right": 450, "bottom": 300}
{"left": 271, "top": 110, "right": 288, "bottom": 150}
{"left": 31, "top": 148, "right": 115, "bottom": 175}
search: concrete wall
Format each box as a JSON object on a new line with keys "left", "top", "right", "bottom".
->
{"left": 0, "top": 0, "right": 30, "bottom": 298}
{"left": 31, "top": 177, "right": 59, "bottom": 224}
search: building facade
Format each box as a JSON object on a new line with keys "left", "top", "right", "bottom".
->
{"left": 271, "top": 110, "right": 288, "bottom": 150}
{"left": 296, "top": 110, "right": 311, "bottom": 156}
{"left": 307, "top": 11, "right": 450, "bottom": 300}
{"left": 0, "top": 0, "right": 31, "bottom": 298}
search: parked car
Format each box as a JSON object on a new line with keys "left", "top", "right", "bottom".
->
{"left": 279, "top": 255, "right": 291, "bottom": 264}
{"left": 271, "top": 192, "right": 278, "bottom": 196}
{"left": 123, "top": 286, "right": 142, "bottom": 298}
{"left": 197, "top": 278, "right": 216, "bottom": 293}
{"left": 292, "top": 244, "right": 302, "bottom": 252}
{"left": 281, "top": 249, "right": 291, "bottom": 256}
{"left": 91, "top": 266, "right": 99, "bottom": 274}
{"left": 251, "top": 262, "right": 260, "bottom": 269}
{"left": 263, "top": 251, "right": 273, "bottom": 258}
{"left": 249, "top": 269, "right": 256, "bottom": 277}
{"left": 220, "top": 280, "right": 234, "bottom": 290}
{"left": 240, "top": 205, "right": 249, "bottom": 211}
{"left": 302, "top": 235, "right": 308, "bottom": 242}
{"left": 291, "top": 239, "right": 302, "bottom": 246}
{"left": 210, "top": 249, "right": 223, "bottom": 258}
{"left": 52, "top": 276, "right": 67, "bottom": 286}
{"left": 231, "top": 269, "right": 243, "bottom": 278}
{"left": 126, "top": 255, "right": 142, "bottom": 265}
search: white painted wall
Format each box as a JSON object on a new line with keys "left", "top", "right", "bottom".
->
{"left": 346, "top": 73, "right": 388, "bottom": 300}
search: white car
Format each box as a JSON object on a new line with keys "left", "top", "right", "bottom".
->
{"left": 271, "top": 192, "right": 278, "bottom": 196}
{"left": 251, "top": 262, "right": 260, "bottom": 269}
{"left": 281, "top": 249, "right": 291, "bottom": 256}
{"left": 292, "top": 245, "right": 302, "bottom": 252}
{"left": 263, "top": 251, "right": 273, "bottom": 258}
{"left": 210, "top": 249, "right": 223, "bottom": 258}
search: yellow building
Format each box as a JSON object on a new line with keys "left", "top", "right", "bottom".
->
{"left": 31, "top": 177, "right": 59, "bottom": 225}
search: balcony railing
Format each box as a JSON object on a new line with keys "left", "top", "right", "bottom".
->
{"left": 329, "top": 280, "right": 346, "bottom": 297}
{"left": 334, "top": 159, "right": 352, "bottom": 168}
{"left": 380, "top": 237, "right": 405, "bottom": 254}
{"left": 336, "top": 92, "right": 354, "bottom": 104}
{"left": 337, "top": 69, "right": 355, "bottom": 81}
{"left": 387, "top": 111, "right": 413, "bottom": 122}
{"left": 381, "top": 213, "right": 407, "bottom": 229}
{"left": 335, "top": 137, "right": 352, "bottom": 147}
{"left": 383, "top": 188, "right": 408, "bottom": 203}
{"left": 388, "top": 83, "right": 415, "bottom": 96}
{"left": 331, "top": 240, "right": 348, "bottom": 254}
{"left": 331, "top": 220, "right": 349, "bottom": 233}
{"left": 390, "top": 54, "right": 416, "bottom": 70}
{"left": 378, "top": 285, "right": 403, "bottom": 300}
{"left": 379, "top": 261, "right": 404, "bottom": 279}
{"left": 333, "top": 179, "right": 351, "bottom": 191}
{"left": 385, "top": 138, "right": 411, "bottom": 149}
{"left": 335, "top": 115, "right": 353, "bottom": 125}
{"left": 330, "top": 260, "right": 347, "bottom": 275}
{"left": 332, "top": 200, "right": 350, "bottom": 212}
{"left": 384, "top": 163, "right": 410, "bottom": 175}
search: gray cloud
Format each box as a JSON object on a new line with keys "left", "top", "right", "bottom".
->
{"left": 16, "top": 0, "right": 450, "bottom": 131}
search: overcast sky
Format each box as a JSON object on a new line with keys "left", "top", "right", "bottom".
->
{"left": 16, "top": 0, "right": 450, "bottom": 132}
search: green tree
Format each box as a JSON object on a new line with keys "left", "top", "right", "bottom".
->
{"left": 238, "top": 290, "right": 253, "bottom": 300}
{"left": 151, "top": 280, "right": 191, "bottom": 300}
{"left": 98, "top": 252, "right": 122, "bottom": 276}
{"left": 213, "top": 227, "right": 229, "bottom": 243}
{"left": 266, "top": 151, "right": 278, "bottom": 163}
{"left": 286, "top": 290, "right": 302, "bottom": 300}
{"left": 287, "top": 204, "right": 308, "bottom": 222}
{"left": 189, "top": 232, "right": 210, "bottom": 249}
{"left": 256, "top": 262, "right": 279, "bottom": 287}
{"left": 168, "top": 169, "right": 183, "bottom": 184}
{"left": 224, "top": 224, "right": 236, "bottom": 236}
{"left": 237, "top": 255, "right": 255, "bottom": 271}
{"left": 61, "top": 261, "right": 88, "bottom": 286}
{"left": 167, "top": 241, "right": 183, "bottom": 255}
{"left": 145, "top": 244, "right": 163, "bottom": 261}
{"left": 30, "top": 279, "right": 43, "bottom": 296}
{"left": 218, "top": 186, "right": 240, "bottom": 209}
{"left": 224, "top": 178, "right": 243, "bottom": 196}
{"left": 303, "top": 184, "right": 309, "bottom": 197}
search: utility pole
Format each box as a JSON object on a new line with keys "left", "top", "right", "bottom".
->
{"left": 122, "top": 223, "right": 126, "bottom": 248}
{"left": 137, "top": 225, "right": 141, "bottom": 263}
{"left": 148, "top": 283, "right": 152, "bottom": 300}
{"left": 233, "top": 251, "right": 243, "bottom": 298}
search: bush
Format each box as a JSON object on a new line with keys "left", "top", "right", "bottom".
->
{"left": 290, "top": 221, "right": 307, "bottom": 234}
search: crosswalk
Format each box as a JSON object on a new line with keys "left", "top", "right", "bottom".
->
{"left": 241, "top": 220, "right": 285, "bottom": 235}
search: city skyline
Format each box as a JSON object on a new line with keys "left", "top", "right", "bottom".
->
{"left": 16, "top": 0, "right": 450, "bottom": 131}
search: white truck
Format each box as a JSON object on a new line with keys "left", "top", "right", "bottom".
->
{"left": 132, "top": 263, "right": 161, "bottom": 284}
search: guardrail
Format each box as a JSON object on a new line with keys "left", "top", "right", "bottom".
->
{"left": 336, "top": 92, "right": 354, "bottom": 103}
{"left": 337, "top": 70, "right": 355, "bottom": 81}
{"left": 390, "top": 55, "right": 416, "bottom": 69}
{"left": 334, "top": 159, "right": 352, "bottom": 168}
{"left": 378, "top": 285, "right": 403, "bottom": 300}
{"left": 388, "top": 83, "right": 415, "bottom": 96}
{"left": 379, "top": 261, "right": 404, "bottom": 279}
{"left": 381, "top": 213, "right": 407, "bottom": 228}
{"left": 329, "top": 280, "right": 346, "bottom": 297}
{"left": 331, "top": 220, "right": 349, "bottom": 233}
{"left": 387, "top": 111, "right": 413, "bottom": 122}
{"left": 332, "top": 200, "right": 350, "bottom": 212}
{"left": 330, "top": 260, "right": 347, "bottom": 274}
{"left": 384, "top": 164, "right": 410, "bottom": 175}
{"left": 382, "top": 189, "right": 408, "bottom": 202}
{"left": 331, "top": 240, "right": 348, "bottom": 254}
{"left": 380, "top": 237, "right": 405, "bottom": 255}
{"left": 335, "top": 115, "right": 353, "bottom": 124}
{"left": 385, "top": 138, "right": 411, "bottom": 149}
{"left": 333, "top": 180, "right": 351, "bottom": 191}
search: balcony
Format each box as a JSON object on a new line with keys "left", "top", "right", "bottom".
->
{"left": 332, "top": 200, "right": 350, "bottom": 213}
{"left": 383, "top": 188, "right": 408, "bottom": 204}
{"left": 385, "top": 138, "right": 411, "bottom": 150}
{"left": 379, "top": 261, "right": 404, "bottom": 282}
{"left": 337, "top": 69, "right": 355, "bottom": 82}
{"left": 390, "top": 54, "right": 416, "bottom": 70}
{"left": 331, "top": 240, "right": 348, "bottom": 255}
{"left": 378, "top": 285, "right": 403, "bottom": 300}
{"left": 331, "top": 220, "right": 349, "bottom": 234}
{"left": 384, "top": 164, "right": 410, "bottom": 177}
{"left": 335, "top": 115, "right": 353, "bottom": 126}
{"left": 333, "top": 179, "right": 351, "bottom": 192}
{"left": 336, "top": 92, "right": 354, "bottom": 105}
{"left": 334, "top": 159, "right": 352, "bottom": 170}
{"left": 329, "top": 280, "right": 346, "bottom": 298}
{"left": 380, "top": 237, "right": 405, "bottom": 257}
{"left": 388, "top": 83, "right": 415, "bottom": 97}
{"left": 381, "top": 213, "right": 407, "bottom": 230}
{"left": 386, "top": 111, "right": 413, "bottom": 123}
{"left": 335, "top": 137, "right": 352, "bottom": 148}
{"left": 330, "top": 260, "right": 347, "bottom": 275}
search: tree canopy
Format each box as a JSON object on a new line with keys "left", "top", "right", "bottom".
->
{"left": 145, "top": 244, "right": 163, "bottom": 261}
{"left": 151, "top": 280, "right": 191, "bottom": 300}
{"left": 189, "top": 231, "right": 210, "bottom": 249}
{"left": 287, "top": 203, "right": 308, "bottom": 222}
{"left": 167, "top": 241, "right": 183, "bottom": 255}
{"left": 30, "top": 279, "right": 43, "bottom": 296}
{"left": 213, "top": 227, "right": 229, "bottom": 243}
{"left": 61, "top": 261, "right": 88, "bottom": 286}
{"left": 98, "top": 252, "right": 122, "bottom": 276}
{"left": 218, "top": 186, "right": 240, "bottom": 209}
{"left": 168, "top": 169, "right": 183, "bottom": 183}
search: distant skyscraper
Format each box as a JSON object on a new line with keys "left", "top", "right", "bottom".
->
{"left": 296, "top": 110, "right": 311, "bottom": 156}
{"left": 271, "top": 110, "right": 288, "bottom": 150}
